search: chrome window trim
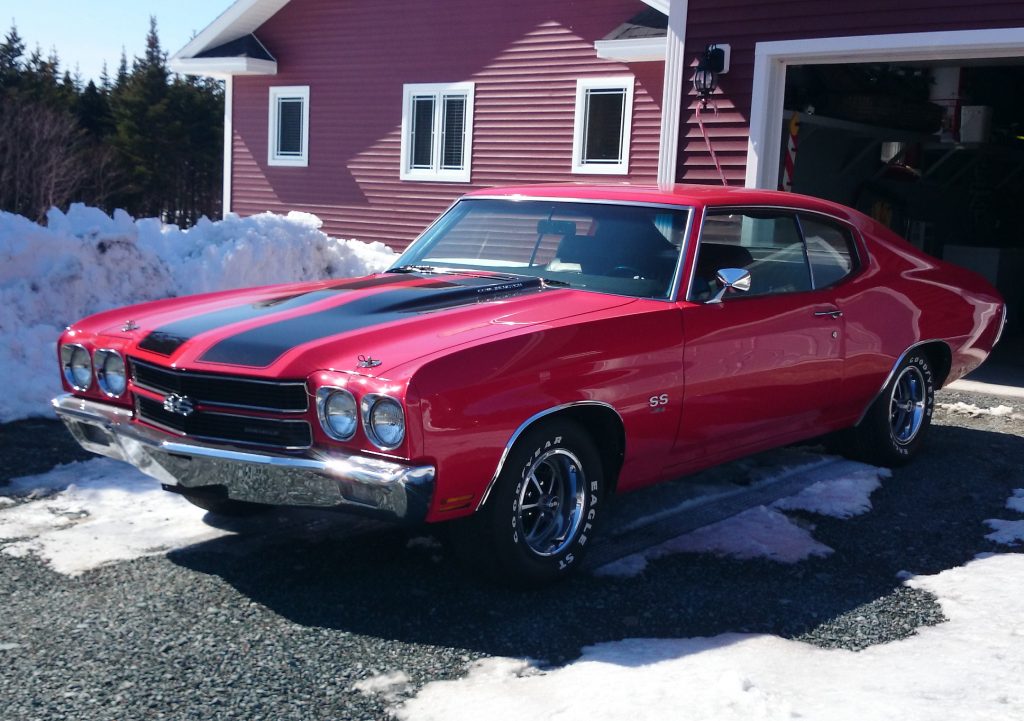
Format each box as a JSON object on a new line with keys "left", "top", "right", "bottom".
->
{"left": 855, "top": 339, "right": 949, "bottom": 426}
{"left": 130, "top": 357, "right": 309, "bottom": 414}
{"left": 391, "top": 196, "right": 696, "bottom": 303}
{"left": 316, "top": 386, "right": 358, "bottom": 441}
{"left": 686, "top": 205, "right": 865, "bottom": 301}
{"left": 476, "top": 400, "right": 624, "bottom": 512}
{"left": 61, "top": 343, "right": 92, "bottom": 392}
{"left": 94, "top": 348, "right": 127, "bottom": 398}
{"left": 360, "top": 393, "right": 406, "bottom": 451}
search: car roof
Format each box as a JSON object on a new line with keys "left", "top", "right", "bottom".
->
{"left": 464, "top": 183, "right": 857, "bottom": 218}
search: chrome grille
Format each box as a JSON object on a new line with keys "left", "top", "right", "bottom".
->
{"left": 130, "top": 358, "right": 308, "bottom": 413}
{"left": 135, "top": 396, "right": 312, "bottom": 450}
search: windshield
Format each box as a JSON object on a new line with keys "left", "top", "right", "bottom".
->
{"left": 391, "top": 198, "right": 691, "bottom": 300}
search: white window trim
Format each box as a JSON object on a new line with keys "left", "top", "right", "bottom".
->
{"left": 268, "top": 85, "right": 309, "bottom": 167}
{"left": 745, "top": 27, "right": 1024, "bottom": 190}
{"left": 400, "top": 81, "right": 475, "bottom": 183}
{"left": 572, "top": 75, "right": 635, "bottom": 175}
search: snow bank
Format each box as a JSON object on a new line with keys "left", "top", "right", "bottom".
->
{"left": 0, "top": 205, "right": 397, "bottom": 422}
{"left": 396, "top": 554, "right": 1024, "bottom": 721}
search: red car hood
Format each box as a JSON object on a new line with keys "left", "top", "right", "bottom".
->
{"left": 82, "top": 272, "right": 635, "bottom": 378}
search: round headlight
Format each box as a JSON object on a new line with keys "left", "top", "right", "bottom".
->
{"left": 96, "top": 350, "right": 127, "bottom": 397}
{"left": 318, "top": 388, "right": 357, "bottom": 441}
{"left": 61, "top": 344, "right": 93, "bottom": 391}
{"left": 367, "top": 397, "right": 405, "bottom": 449}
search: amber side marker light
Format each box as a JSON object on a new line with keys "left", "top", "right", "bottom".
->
{"left": 439, "top": 494, "right": 474, "bottom": 512}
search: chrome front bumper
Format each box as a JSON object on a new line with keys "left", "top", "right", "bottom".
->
{"left": 52, "top": 394, "right": 435, "bottom": 522}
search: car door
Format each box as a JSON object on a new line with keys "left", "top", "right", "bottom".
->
{"left": 669, "top": 208, "right": 846, "bottom": 469}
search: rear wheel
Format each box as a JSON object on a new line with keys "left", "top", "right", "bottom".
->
{"left": 451, "top": 420, "right": 605, "bottom": 585}
{"left": 848, "top": 353, "right": 935, "bottom": 466}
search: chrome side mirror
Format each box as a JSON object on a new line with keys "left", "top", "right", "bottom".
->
{"left": 707, "top": 267, "right": 751, "bottom": 304}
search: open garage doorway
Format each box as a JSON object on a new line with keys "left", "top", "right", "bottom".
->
{"left": 746, "top": 29, "right": 1024, "bottom": 381}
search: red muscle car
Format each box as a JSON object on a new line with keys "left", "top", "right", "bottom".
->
{"left": 53, "top": 185, "right": 1006, "bottom": 583}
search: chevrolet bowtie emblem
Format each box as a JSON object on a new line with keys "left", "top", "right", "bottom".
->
{"left": 163, "top": 393, "right": 195, "bottom": 417}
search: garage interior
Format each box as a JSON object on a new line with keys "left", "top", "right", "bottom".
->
{"left": 781, "top": 59, "right": 1024, "bottom": 380}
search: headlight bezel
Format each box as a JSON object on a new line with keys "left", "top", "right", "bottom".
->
{"left": 316, "top": 386, "right": 359, "bottom": 441}
{"left": 61, "top": 343, "right": 93, "bottom": 392}
{"left": 360, "top": 394, "right": 406, "bottom": 451}
{"left": 94, "top": 349, "right": 127, "bottom": 398}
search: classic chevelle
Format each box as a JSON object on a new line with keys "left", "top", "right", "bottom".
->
{"left": 53, "top": 185, "right": 1005, "bottom": 582}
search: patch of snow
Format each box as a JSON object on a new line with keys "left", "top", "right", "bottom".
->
{"left": 1007, "top": 489, "right": 1024, "bottom": 514}
{"left": 0, "top": 205, "right": 397, "bottom": 422}
{"left": 596, "top": 506, "right": 833, "bottom": 578}
{"left": 352, "top": 670, "right": 413, "bottom": 703}
{"left": 597, "top": 460, "right": 887, "bottom": 578}
{"left": 0, "top": 459, "right": 231, "bottom": 575}
{"left": 985, "top": 519, "right": 1024, "bottom": 547}
{"left": 396, "top": 554, "right": 1024, "bottom": 721}
{"left": 937, "top": 402, "right": 1017, "bottom": 418}
{"left": 772, "top": 466, "right": 889, "bottom": 518}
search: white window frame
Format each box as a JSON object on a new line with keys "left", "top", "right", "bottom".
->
{"left": 268, "top": 85, "right": 309, "bottom": 167}
{"left": 400, "top": 82, "right": 475, "bottom": 183}
{"left": 745, "top": 28, "right": 1024, "bottom": 189}
{"left": 572, "top": 75, "right": 635, "bottom": 175}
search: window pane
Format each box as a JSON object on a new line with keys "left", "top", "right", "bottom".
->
{"left": 410, "top": 96, "right": 435, "bottom": 169}
{"left": 800, "top": 215, "right": 856, "bottom": 288}
{"left": 441, "top": 95, "right": 466, "bottom": 170}
{"left": 277, "top": 98, "right": 303, "bottom": 156}
{"left": 693, "top": 212, "right": 811, "bottom": 300}
{"left": 582, "top": 89, "right": 625, "bottom": 163}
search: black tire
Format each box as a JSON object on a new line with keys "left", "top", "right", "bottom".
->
{"left": 848, "top": 352, "right": 935, "bottom": 466}
{"left": 451, "top": 420, "right": 605, "bottom": 586}
{"left": 180, "top": 492, "right": 270, "bottom": 517}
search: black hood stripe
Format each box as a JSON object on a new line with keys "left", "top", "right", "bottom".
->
{"left": 199, "top": 275, "right": 544, "bottom": 368}
{"left": 137, "top": 275, "right": 411, "bottom": 356}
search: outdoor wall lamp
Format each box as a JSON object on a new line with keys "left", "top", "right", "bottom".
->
{"left": 693, "top": 44, "right": 730, "bottom": 107}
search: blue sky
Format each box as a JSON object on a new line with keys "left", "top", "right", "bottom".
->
{"left": 2, "top": 0, "right": 228, "bottom": 81}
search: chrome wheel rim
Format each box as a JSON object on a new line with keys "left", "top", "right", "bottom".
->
{"left": 889, "top": 366, "right": 927, "bottom": 445}
{"left": 517, "top": 449, "right": 586, "bottom": 557}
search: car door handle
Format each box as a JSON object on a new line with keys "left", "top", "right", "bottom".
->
{"left": 814, "top": 309, "right": 843, "bottom": 319}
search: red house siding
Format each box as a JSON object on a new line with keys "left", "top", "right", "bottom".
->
{"left": 679, "top": 0, "right": 1024, "bottom": 185}
{"left": 231, "top": 0, "right": 663, "bottom": 249}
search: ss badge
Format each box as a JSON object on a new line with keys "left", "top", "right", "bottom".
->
{"left": 649, "top": 393, "right": 669, "bottom": 413}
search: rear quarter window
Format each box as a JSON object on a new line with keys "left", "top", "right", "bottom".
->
{"left": 799, "top": 214, "right": 859, "bottom": 288}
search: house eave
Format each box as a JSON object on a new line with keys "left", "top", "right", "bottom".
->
{"left": 594, "top": 36, "right": 667, "bottom": 62}
{"left": 171, "top": 0, "right": 290, "bottom": 62}
{"left": 169, "top": 57, "right": 278, "bottom": 77}
{"left": 640, "top": 0, "right": 669, "bottom": 13}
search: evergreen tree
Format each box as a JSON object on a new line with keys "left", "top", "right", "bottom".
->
{"left": 0, "top": 17, "right": 222, "bottom": 223}
{"left": 0, "top": 23, "right": 25, "bottom": 90}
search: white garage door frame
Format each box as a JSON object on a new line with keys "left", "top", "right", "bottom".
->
{"left": 745, "top": 27, "right": 1024, "bottom": 190}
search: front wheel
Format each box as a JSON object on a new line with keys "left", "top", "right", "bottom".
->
{"left": 849, "top": 352, "right": 935, "bottom": 466}
{"left": 451, "top": 420, "right": 605, "bottom": 585}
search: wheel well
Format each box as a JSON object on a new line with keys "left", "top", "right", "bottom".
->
{"left": 555, "top": 405, "right": 626, "bottom": 495}
{"left": 918, "top": 341, "right": 953, "bottom": 388}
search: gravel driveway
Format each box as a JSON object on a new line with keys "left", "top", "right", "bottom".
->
{"left": 1, "top": 388, "right": 1021, "bottom": 720}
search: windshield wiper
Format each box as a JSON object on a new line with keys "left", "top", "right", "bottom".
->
{"left": 540, "top": 277, "right": 571, "bottom": 287}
